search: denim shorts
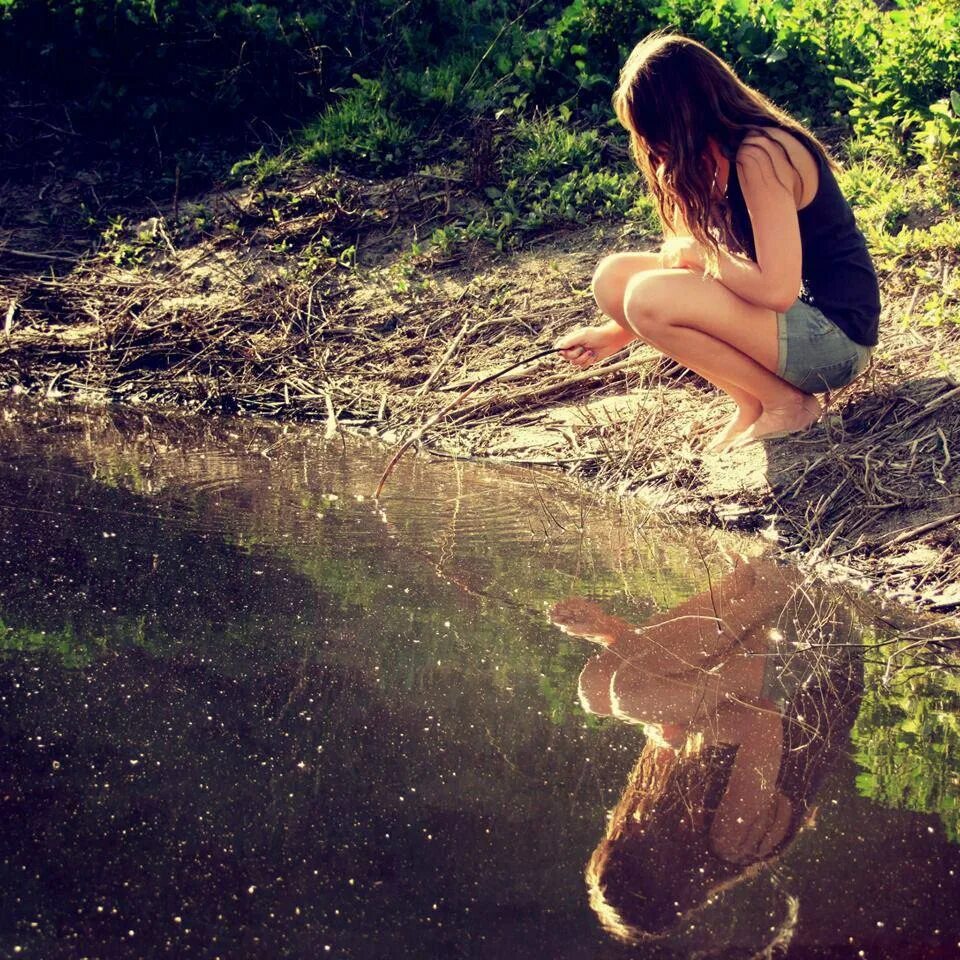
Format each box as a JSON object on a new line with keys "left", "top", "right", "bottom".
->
{"left": 776, "top": 299, "right": 874, "bottom": 394}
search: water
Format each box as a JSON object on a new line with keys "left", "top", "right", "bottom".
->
{"left": 0, "top": 401, "right": 958, "bottom": 959}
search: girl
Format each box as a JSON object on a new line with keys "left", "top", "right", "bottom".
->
{"left": 557, "top": 33, "right": 881, "bottom": 452}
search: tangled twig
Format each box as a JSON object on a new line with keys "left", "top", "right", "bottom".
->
{"left": 374, "top": 346, "right": 560, "bottom": 498}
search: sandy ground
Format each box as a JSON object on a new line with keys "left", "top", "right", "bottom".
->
{"left": 1, "top": 169, "right": 958, "bottom": 615}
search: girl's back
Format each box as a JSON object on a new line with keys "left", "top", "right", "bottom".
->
{"left": 724, "top": 126, "right": 880, "bottom": 346}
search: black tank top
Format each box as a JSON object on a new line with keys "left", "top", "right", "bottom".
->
{"left": 725, "top": 131, "right": 881, "bottom": 347}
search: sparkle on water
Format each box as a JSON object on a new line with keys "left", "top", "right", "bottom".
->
{"left": 0, "top": 401, "right": 958, "bottom": 959}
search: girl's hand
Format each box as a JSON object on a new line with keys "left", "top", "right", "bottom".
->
{"left": 659, "top": 235, "right": 706, "bottom": 271}
{"left": 556, "top": 320, "right": 635, "bottom": 369}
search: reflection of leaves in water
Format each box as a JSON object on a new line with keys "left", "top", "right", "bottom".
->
{"left": 536, "top": 637, "right": 603, "bottom": 726}
{"left": 0, "top": 618, "right": 102, "bottom": 670}
{"left": 852, "top": 640, "right": 960, "bottom": 842}
{"left": 0, "top": 407, "right": 723, "bottom": 731}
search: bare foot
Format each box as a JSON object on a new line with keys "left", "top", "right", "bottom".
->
{"left": 731, "top": 395, "right": 821, "bottom": 448}
{"left": 556, "top": 319, "right": 636, "bottom": 369}
{"left": 705, "top": 404, "right": 762, "bottom": 453}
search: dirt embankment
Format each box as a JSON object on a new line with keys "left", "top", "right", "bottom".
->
{"left": 1, "top": 169, "right": 959, "bottom": 614}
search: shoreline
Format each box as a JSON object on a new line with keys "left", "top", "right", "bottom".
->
{"left": 2, "top": 171, "right": 958, "bottom": 617}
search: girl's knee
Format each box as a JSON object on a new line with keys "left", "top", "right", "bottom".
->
{"left": 591, "top": 254, "right": 629, "bottom": 314}
{"left": 623, "top": 271, "right": 672, "bottom": 336}
{"left": 592, "top": 252, "right": 658, "bottom": 317}
{"left": 578, "top": 656, "right": 614, "bottom": 716}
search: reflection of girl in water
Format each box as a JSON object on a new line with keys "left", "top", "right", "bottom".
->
{"left": 550, "top": 557, "right": 863, "bottom": 943}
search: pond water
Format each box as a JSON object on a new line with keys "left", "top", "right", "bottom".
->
{"left": 1, "top": 401, "right": 958, "bottom": 960}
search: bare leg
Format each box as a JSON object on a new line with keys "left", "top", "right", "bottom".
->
{"left": 559, "top": 253, "right": 767, "bottom": 448}
{"left": 701, "top": 376, "right": 763, "bottom": 453}
{"left": 622, "top": 269, "right": 820, "bottom": 446}
{"left": 592, "top": 252, "right": 660, "bottom": 329}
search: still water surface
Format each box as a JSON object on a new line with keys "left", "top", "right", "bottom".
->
{"left": 0, "top": 402, "right": 958, "bottom": 959}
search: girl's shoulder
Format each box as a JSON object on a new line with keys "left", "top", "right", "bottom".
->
{"left": 737, "top": 124, "right": 811, "bottom": 154}
{"left": 735, "top": 126, "right": 820, "bottom": 209}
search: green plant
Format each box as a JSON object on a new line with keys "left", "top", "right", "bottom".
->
{"left": 295, "top": 236, "right": 357, "bottom": 278}
{"left": 418, "top": 119, "right": 658, "bottom": 253}
{"left": 915, "top": 92, "right": 960, "bottom": 176}
{"left": 99, "top": 215, "right": 163, "bottom": 267}
{"left": 300, "top": 76, "right": 417, "bottom": 172}
{"left": 230, "top": 147, "right": 293, "bottom": 185}
{"left": 514, "top": 0, "right": 658, "bottom": 111}
{"left": 833, "top": 1, "right": 960, "bottom": 162}
{"left": 652, "top": 0, "right": 878, "bottom": 124}
{"left": 395, "top": 55, "right": 477, "bottom": 110}
{"left": 504, "top": 114, "right": 602, "bottom": 178}
{"left": 835, "top": 79, "right": 925, "bottom": 160}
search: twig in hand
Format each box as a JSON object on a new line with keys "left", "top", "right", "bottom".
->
{"left": 446, "top": 352, "right": 639, "bottom": 423}
{"left": 374, "top": 346, "right": 560, "bottom": 498}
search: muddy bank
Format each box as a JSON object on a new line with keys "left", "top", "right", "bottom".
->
{"left": 1, "top": 171, "right": 958, "bottom": 613}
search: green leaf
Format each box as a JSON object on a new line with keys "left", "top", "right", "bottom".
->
{"left": 856, "top": 772, "right": 878, "bottom": 796}
{"left": 834, "top": 77, "right": 865, "bottom": 93}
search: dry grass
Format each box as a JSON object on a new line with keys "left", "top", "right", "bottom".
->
{"left": 1, "top": 169, "right": 958, "bottom": 614}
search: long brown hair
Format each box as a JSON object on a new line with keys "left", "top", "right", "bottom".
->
{"left": 613, "top": 32, "right": 835, "bottom": 272}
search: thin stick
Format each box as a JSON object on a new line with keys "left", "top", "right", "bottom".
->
{"left": 4, "top": 300, "right": 16, "bottom": 336}
{"left": 446, "top": 352, "right": 639, "bottom": 422}
{"left": 1, "top": 247, "right": 80, "bottom": 263}
{"left": 881, "top": 510, "right": 960, "bottom": 548}
{"left": 374, "top": 346, "right": 560, "bottom": 498}
{"left": 415, "top": 314, "right": 473, "bottom": 396}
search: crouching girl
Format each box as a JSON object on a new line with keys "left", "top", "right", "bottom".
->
{"left": 557, "top": 33, "right": 880, "bottom": 451}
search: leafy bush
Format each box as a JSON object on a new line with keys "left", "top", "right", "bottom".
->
{"left": 511, "top": 0, "right": 660, "bottom": 113}
{"left": 5, "top": 0, "right": 960, "bottom": 172}
{"left": 300, "top": 76, "right": 416, "bottom": 171}
{"left": 833, "top": 0, "right": 960, "bottom": 164}
{"left": 915, "top": 92, "right": 960, "bottom": 176}
{"left": 0, "top": 0, "right": 522, "bottom": 149}
{"left": 648, "top": 0, "right": 878, "bottom": 124}
{"left": 861, "top": 1, "right": 960, "bottom": 109}
{"left": 5, "top": 0, "right": 960, "bottom": 256}
{"left": 0, "top": 0, "right": 323, "bottom": 129}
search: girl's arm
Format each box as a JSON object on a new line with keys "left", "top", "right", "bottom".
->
{"left": 669, "top": 138, "right": 803, "bottom": 313}
{"left": 706, "top": 699, "right": 791, "bottom": 862}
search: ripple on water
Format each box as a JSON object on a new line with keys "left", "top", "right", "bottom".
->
{"left": 0, "top": 401, "right": 958, "bottom": 960}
